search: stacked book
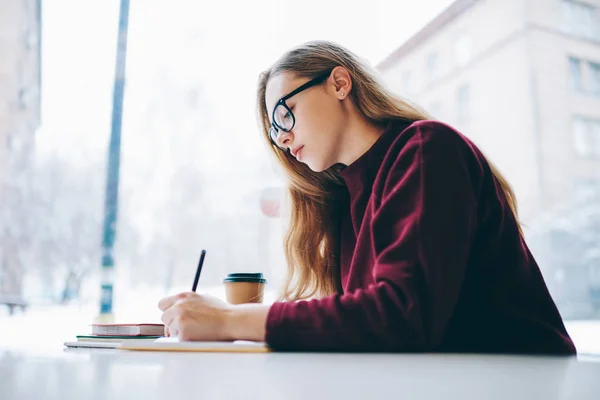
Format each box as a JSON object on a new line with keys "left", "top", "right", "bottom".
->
{"left": 64, "top": 323, "right": 165, "bottom": 349}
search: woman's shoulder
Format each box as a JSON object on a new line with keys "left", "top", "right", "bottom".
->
{"left": 381, "top": 119, "right": 483, "bottom": 166}
{"left": 397, "top": 119, "right": 474, "bottom": 150}
{"left": 376, "top": 119, "right": 488, "bottom": 187}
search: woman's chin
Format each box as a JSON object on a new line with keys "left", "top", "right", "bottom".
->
{"left": 305, "top": 159, "right": 334, "bottom": 173}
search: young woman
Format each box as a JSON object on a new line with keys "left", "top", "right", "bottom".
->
{"left": 158, "top": 41, "right": 576, "bottom": 354}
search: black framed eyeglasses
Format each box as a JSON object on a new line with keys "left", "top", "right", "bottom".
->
{"left": 269, "top": 70, "right": 332, "bottom": 149}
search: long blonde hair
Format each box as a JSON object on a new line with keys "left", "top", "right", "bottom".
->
{"left": 256, "top": 41, "right": 520, "bottom": 301}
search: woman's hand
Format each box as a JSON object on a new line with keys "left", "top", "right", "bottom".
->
{"left": 158, "top": 292, "right": 271, "bottom": 342}
{"left": 158, "top": 292, "right": 234, "bottom": 341}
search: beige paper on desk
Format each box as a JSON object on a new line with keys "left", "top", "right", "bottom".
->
{"left": 118, "top": 337, "right": 270, "bottom": 353}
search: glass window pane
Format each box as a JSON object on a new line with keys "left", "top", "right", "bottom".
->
{"left": 3, "top": 0, "right": 600, "bottom": 357}
{"left": 562, "top": 0, "right": 598, "bottom": 40}
{"left": 589, "top": 62, "right": 600, "bottom": 95}
{"left": 573, "top": 117, "right": 589, "bottom": 157}
{"left": 591, "top": 121, "right": 600, "bottom": 157}
{"left": 562, "top": 0, "right": 574, "bottom": 32}
{"left": 454, "top": 34, "right": 472, "bottom": 67}
{"left": 569, "top": 57, "right": 583, "bottom": 91}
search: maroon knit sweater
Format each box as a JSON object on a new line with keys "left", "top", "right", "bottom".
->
{"left": 266, "top": 120, "right": 576, "bottom": 354}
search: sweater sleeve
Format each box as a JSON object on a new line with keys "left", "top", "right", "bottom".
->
{"left": 265, "top": 123, "right": 481, "bottom": 351}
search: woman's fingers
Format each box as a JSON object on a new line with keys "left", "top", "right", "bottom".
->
{"left": 158, "top": 291, "right": 195, "bottom": 311}
{"left": 158, "top": 293, "right": 233, "bottom": 341}
{"left": 160, "top": 304, "right": 178, "bottom": 326}
{"left": 160, "top": 299, "right": 190, "bottom": 338}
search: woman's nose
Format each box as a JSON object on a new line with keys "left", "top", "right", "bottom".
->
{"left": 276, "top": 130, "right": 293, "bottom": 149}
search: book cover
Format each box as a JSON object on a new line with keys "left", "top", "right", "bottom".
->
{"left": 91, "top": 323, "right": 164, "bottom": 336}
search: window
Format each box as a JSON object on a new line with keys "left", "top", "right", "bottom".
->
{"left": 562, "top": 0, "right": 600, "bottom": 40}
{"left": 18, "top": 88, "right": 31, "bottom": 110}
{"left": 569, "top": 57, "right": 600, "bottom": 95}
{"left": 3, "top": 0, "right": 600, "bottom": 357}
{"left": 573, "top": 116, "right": 600, "bottom": 158}
{"left": 574, "top": 117, "right": 590, "bottom": 156}
{"left": 589, "top": 62, "right": 600, "bottom": 95}
{"left": 569, "top": 57, "right": 583, "bottom": 91}
{"left": 426, "top": 52, "right": 439, "bottom": 83}
{"left": 5, "top": 134, "right": 24, "bottom": 153}
{"left": 592, "top": 121, "right": 600, "bottom": 157}
{"left": 24, "top": 28, "right": 38, "bottom": 50}
{"left": 456, "top": 84, "right": 470, "bottom": 122}
{"left": 454, "top": 34, "right": 473, "bottom": 67}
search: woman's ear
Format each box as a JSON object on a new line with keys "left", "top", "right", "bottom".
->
{"left": 330, "top": 66, "right": 352, "bottom": 100}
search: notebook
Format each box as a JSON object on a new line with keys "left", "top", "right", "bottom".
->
{"left": 64, "top": 341, "right": 121, "bottom": 349}
{"left": 64, "top": 335, "right": 162, "bottom": 349}
{"left": 118, "top": 337, "right": 270, "bottom": 353}
{"left": 91, "top": 323, "right": 164, "bottom": 336}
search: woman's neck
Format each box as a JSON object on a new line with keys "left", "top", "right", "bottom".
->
{"left": 338, "top": 113, "right": 384, "bottom": 166}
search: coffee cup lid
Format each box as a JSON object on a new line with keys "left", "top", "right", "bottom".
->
{"left": 223, "top": 273, "right": 267, "bottom": 283}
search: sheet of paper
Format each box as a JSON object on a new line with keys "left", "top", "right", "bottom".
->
{"left": 64, "top": 341, "right": 120, "bottom": 349}
{"left": 155, "top": 337, "right": 262, "bottom": 345}
{"left": 118, "top": 337, "right": 269, "bottom": 353}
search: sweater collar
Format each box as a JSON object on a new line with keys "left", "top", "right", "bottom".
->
{"left": 339, "top": 119, "right": 411, "bottom": 194}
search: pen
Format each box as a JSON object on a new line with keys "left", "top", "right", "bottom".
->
{"left": 192, "top": 250, "right": 206, "bottom": 292}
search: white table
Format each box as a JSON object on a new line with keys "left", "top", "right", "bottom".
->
{"left": 1, "top": 347, "right": 599, "bottom": 400}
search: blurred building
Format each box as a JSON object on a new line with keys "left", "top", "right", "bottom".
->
{"left": 0, "top": 0, "right": 42, "bottom": 295}
{"left": 378, "top": 0, "right": 600, "bottom": 316}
